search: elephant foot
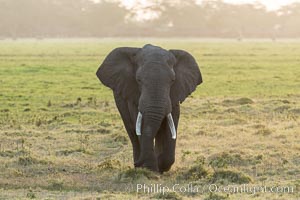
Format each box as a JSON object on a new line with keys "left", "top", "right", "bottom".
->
{"left": 134, "top": 159, "right": 143, "bottom": 168}
{"left": 157, "top": 153, "right": 175, "bottom": 173}
{"left": 134, "top": 163, "right": 159, "bottom": 172}
{"left": 134, "top": 161, "right": 159, "bottom": 172}
{"left": 134, "top": 152, "right": 158, "bottom": 172}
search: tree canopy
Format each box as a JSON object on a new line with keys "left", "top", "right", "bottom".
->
{"left": 0, "top": 0, "right": 299, "bottom": 38}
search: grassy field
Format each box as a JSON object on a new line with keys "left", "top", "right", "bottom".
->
{"left": 0, "top": 39, "right": 299, "bottom": 200}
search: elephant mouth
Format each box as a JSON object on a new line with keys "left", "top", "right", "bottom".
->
{"left": 135, "top": 112, "right": 177, "bottom": 139}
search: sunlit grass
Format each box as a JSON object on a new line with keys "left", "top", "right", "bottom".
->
{"left": 0, "top": 39, "right": 299, "bottom": 199}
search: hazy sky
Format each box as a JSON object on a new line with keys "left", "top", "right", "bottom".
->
{"left": 213, "top": 0, "right": 300, "bottom": 10}
{"left": 122, "top": 0, "right": 300, "bottom": 10}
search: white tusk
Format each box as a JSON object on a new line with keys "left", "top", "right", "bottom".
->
{"left": 136, "top": 112, "right": 142, "bottom": 136}
{"left": 167, "top": 113, "right": 177, "bottom": 139}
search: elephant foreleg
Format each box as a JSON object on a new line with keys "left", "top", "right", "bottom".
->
{"left": 113, "top": 92, "right": 140, "bottom": 163}
{"left": 156, "top": 104, "right": 180, "bottom": 173}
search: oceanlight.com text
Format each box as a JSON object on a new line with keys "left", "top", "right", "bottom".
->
{"left": 136, "top": 183, "right": 295, "bottom": 195}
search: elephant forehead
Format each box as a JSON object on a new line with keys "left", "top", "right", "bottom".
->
{"left": 142, "top": 45, "right": 168, "bottom": 55}
{"left": 137, "top": 45, "right": 175, "bottom": 66}
{"left": 143, "top": 50, "right": 172, "bottom": 63}
{"left": 145, "top": 53, "right": 168, "bottom": 61}
{"left": 143, "top": 43, "right": 163, "bottom": 50}
{"left": 139, "top": 63, "right": 175, "bottom": 79}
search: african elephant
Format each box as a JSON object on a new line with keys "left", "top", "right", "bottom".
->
{"left": 96, "top": 44, "right": 202, "bottom": 173}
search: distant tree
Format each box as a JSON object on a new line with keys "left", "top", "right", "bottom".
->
{"left": 277, "top": 3, "right": 300, "bottom": 37}
{"left": 86, "top": 1, "right": 128, "bottom": 37}
{"left": 0, "top": 0, "right": 299, "bottom": 38}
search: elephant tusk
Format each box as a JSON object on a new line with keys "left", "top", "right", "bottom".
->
{"left": 167, "top": 113, "right": 177, "bottom": 139}
{"left": 136, "top": 112, "right": 142, "bottom": 136}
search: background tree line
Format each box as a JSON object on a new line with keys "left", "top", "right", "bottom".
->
{"left": 0, "top": 0, "right": 299, "bottom": 38}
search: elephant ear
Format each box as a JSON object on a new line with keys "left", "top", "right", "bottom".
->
{"left": 96, "top": 47, "right": 141, "bottom": 105}
{"left": 169, "top": 49, "right": 203, "bottom": 106}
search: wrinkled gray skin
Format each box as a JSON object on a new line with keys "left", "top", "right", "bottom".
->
{"left": 96, "top": 44, "right": 202, "bottom": 173}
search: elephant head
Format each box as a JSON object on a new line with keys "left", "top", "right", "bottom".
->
{"left": 96, "top": 44, "right": 202, "bottom": 172}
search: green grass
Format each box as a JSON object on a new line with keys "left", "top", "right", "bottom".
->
{"left": 0, "top": 39, "right": 299, "bottom": 199}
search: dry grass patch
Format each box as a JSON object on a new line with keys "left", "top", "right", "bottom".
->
{"left": 210, "top": 169, "right": 252, "bottom": 184}
{"left": 116, "top": 168, "right": 160, "bottom": 183}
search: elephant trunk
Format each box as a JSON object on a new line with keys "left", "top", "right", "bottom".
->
{"left": 142, "top": 108, "right": 165, "bottom": 135}
{"left": 134, "top": 109, "right": 165, "bottom": 171}
{"left": 136, "top": 112, "right": 176, "bottom": 139}
{"left": 136, "top": 90, "right": 174, "bottom": 138}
